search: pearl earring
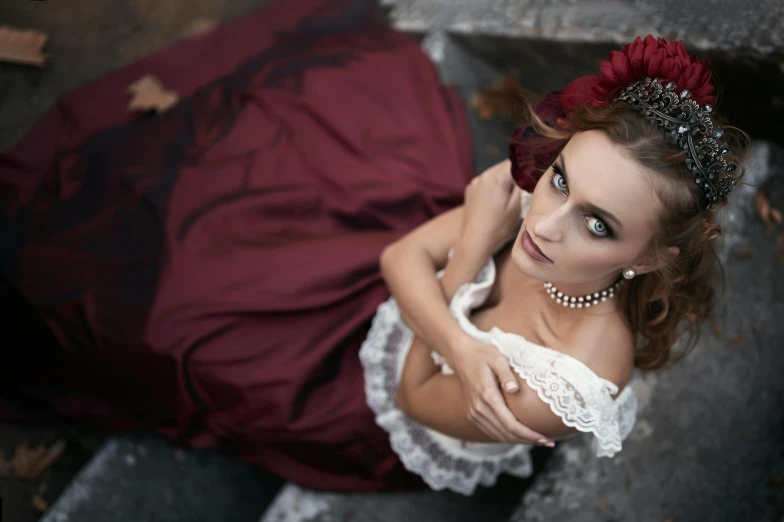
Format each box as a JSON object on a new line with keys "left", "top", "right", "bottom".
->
{"left": 623, "top": 268, "right": 636, "bottom": 280}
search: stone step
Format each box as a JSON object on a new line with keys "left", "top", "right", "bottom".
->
{"left": 39, "top": 434, "right": 284, "bottom": 522}
{"left": 258, "top": 463, "right": 546, "bottom": 522}
{"left": 383, "top": 0, "right": 782, "bottom": 56}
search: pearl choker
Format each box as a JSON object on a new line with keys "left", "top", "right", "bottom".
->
{"left": 544, "top": 280, "right": 623, "bottom": 309}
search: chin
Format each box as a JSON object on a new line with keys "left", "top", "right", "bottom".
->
{"left": 509, "top": 240, "right": 549, "bottom": 282}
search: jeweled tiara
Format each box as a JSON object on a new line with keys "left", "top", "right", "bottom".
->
{"left": 614, "top": 77, "right": 737, "bottom": 211}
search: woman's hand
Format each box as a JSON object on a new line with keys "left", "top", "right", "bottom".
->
{"left": 462, "top": 159, "right": 523, "bottom": 255}
{"left": 450, "top": 336, "right": 555, "bottom": 446}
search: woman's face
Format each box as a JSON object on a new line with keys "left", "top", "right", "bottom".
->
{"left": 511, "top": 130, "right": 664, "bottom": 289}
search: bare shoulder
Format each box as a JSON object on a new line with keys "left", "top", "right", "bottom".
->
{"left": 563, "top": 312, "right": 635, "bottom": 395}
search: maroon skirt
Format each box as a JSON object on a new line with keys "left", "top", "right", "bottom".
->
{"left": 0, "top": 0, "right": 473, "bottom": 491}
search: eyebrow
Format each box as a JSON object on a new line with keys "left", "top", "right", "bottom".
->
{"left": 557, "top": 154, "right": 624, "bottom": 230}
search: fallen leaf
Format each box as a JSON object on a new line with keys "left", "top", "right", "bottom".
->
{"left": 771, "top": 208, "right": 783, "bottom": 226}
{"left": 754, "top": 191, "right": 783, "bottom": 232}
{"left": 32, "top": 495, "right": 48, "bottom": 512}
{"left": 755, "top": 192, "right": 772, "bottom": 225}
{"left": 733, "top": 247, "right": 755, "bottom": 259}
{"left": 710, "top": 320, "right": 721, "bottom": 336}
{"left": 484, "top": 144, "right": 501, "bottom": 157}
{"left": 663, "top": 517, "right": 675, "bottom": 522}
{"left": 727, "top": 327, "right": 746, "bottom": 346}
{"left": 767, "top": 476, "right": 784, "bottom": 487}
{"left": 181, "top": 18, "right": 217, "bottom": 38}
{"left": 471, "top": 75, "right": 527, "bottom": 120}
{"left": 127, "top": 74, "right": 180, "bottom": 114}
{"left": 0, "top": 25, "right": 48, "bottom": 67}
{"left": 597, "top": 498, "right": 608, "bottom": 512}
{"left": 11, "top": 439, "right": 67, "bottom": 480}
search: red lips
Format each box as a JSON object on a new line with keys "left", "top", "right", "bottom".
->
{"left": 520, "top": 229, "right": 553, "bottom": 264}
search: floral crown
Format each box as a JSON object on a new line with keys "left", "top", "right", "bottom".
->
{"left": 509, "top": 35, "right": 738, "bottom": 212}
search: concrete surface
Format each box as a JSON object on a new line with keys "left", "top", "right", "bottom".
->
{"left": 40, "top": 434, "right": 284, "bottom": 522}
{"left": 382, "top": 0, "right": 784, "bottom": 56}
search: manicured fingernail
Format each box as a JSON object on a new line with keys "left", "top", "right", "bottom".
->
{"left": 504, "top": 382, "right": 518, "bottom": 391}
{"left": 546, "top": 441, "right": 555, "bottom": 448}
{"left": 537, "top": 438, "right": 548, "bottom": 445}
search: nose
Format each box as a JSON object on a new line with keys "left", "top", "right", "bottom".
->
{"left": 532, "top": 205, "right": 567, "bottom": 243}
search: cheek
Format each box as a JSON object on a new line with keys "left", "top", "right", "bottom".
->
{"left": 562, "top": 239, "right": 640, "bottom": 275}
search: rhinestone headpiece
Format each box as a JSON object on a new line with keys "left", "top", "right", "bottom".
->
{"left": 614, "top": 77, "right": 738, "bottom": 211}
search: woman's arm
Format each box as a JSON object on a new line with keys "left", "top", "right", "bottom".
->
{"left": 395, "top": 335, "right": 492, "bottom": 442}
{"left": 384, "top": 160, "right": 555, "bottom": 446}
{"left": 379, "top": 206, "right": 490, "bottom": 362}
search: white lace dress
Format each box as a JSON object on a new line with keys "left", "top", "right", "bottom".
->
{"left": 358, "top": 214, "right": 639, "bottom": 495}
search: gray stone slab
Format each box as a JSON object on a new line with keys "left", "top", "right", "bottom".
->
{"left": 258, "top": 468, "right": 547, "bottom": 522}
{"left": 507, "top": 141, "right": 784, "bottom": 522}
{"left": 40, "top": 434, "right": 284, "bottom": 522}
{"left": 420, "top": 31, "right": 518, "bottom": 174}
{"left": 383, "top": 0, "right": 784, "bottom": 56}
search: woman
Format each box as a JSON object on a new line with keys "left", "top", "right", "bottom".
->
{"left": 0, "top": 0, "right": 748, "bottom": 495}
{"left": 361, "top": 37, "right": 750, "bottom": 494}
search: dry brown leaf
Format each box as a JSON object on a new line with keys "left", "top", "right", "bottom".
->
{"left": 663, "top": 518, "right": 675, "bottom": 522}
{"left": 11, "top": 439, "right": 66, "bottom": 480}
{"left": 710, "top": 320, "right": 722, "bottom": 336}
{"left": 733, "top": 247, "right": 755, "bottom": 259}
{"left": 754, "top": 191, "right": 783, "bottom": 232}
{"left": 771, "top": 207, "right": 784, "bottom": 226}
{"left": 727, "top": 327, "right": 746, "bottom": 346}
{"left": 32, "top": 495, "right": 48, "bottom": 512}
{"left": 181, "top": 18, "right": 218, "bottom": 38}
{"left": 127, "top": 75, "right": 180, "bottom": 114}
{"left": 0, "top": 26, "right": 48, "bottom": 67}
{"left": 767, "top": 476, "right": 784, "bottom": 487}
{"left": 471, "top": 75, "right": 526, "bottom": 120}
{"left": 484, "top": 144, "right": 502, "bottom": 158}
{"left": 755, "top": 192, "right": 772, "bottom": 225}
{"left": 596, "top": 498, "right": 608, "bottom": 512}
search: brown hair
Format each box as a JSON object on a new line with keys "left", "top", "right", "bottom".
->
{"left": 520, "top": 97, "right": 751, "bottom": 372}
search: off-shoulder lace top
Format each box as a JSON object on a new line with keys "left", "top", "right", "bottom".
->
{"left": 358, "top": 192, "right": 638, "bottom": 495}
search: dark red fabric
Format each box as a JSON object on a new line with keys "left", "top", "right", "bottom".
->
{"left": 0, "top": 0, "right": 472, "bottom": 491}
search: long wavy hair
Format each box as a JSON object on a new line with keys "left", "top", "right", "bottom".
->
{"left": 520, "top": 97, "right": 751, "bottom": 372}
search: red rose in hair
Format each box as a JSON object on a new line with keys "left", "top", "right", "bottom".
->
{"left": 561, "top": 35, "right": 716, "bottom": 113}
{"left": 510, "top": 35, "right": 716, "bottom": 190}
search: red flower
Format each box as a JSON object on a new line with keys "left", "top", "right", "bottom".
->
{"left": 510, "top": 35, "right": 717, "bottom": 191}
{"left": 561, "top": 35, "right": 716, "bottom": 113}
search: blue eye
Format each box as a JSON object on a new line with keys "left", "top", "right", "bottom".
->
{"left": 551, "top": 172, "right": 567, "bottom": 192}
{"left": 586, "top": 216, "right": 609, "bottom": 237}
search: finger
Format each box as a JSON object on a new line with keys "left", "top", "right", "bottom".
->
{"left": 474, "top": 404, "right": 515, "bottom": 442}
{"left": 490, "top": 399, "right": 553, "bottom": 445}
{"left": 470, "top": 408, "right": 507, "bottom": 442}
{"left": 478, "top": 387, "right": 523, "bottom": 441}
{"left": 489, "top": 358, "right": 520, "bottom": 394}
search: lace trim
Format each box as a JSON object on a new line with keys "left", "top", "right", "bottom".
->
{"left": 359, "top": 289, "right": 535, "bottom": 496}
{"left": 359, "top": 210, "right": 638, "bottom": 493}
{"left": 438, "top": 251, "right": 637, "bottom": 458}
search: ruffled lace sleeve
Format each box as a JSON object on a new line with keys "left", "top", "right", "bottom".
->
{"left": 441, "top": 258, "right": 639, "bottom": 459}
{"left": 490, "top": 331, "right": 638, "bottom": 457}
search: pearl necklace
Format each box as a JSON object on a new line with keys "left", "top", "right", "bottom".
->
{"left": 544, "top": 280, "right": 623, "bottom": 309}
